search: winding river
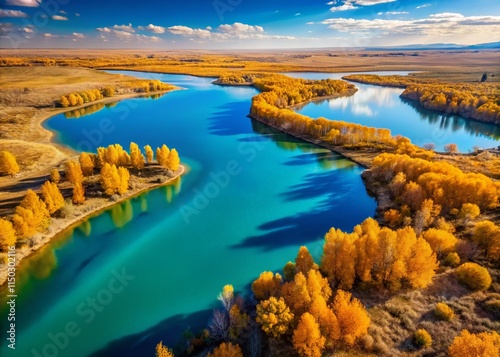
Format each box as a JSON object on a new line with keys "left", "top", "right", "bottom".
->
{"left": 1, "top": 71, "right": 499, "bottom": 357}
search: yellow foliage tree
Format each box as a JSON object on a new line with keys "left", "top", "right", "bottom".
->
{"left": 167, "top": 148, "right": 180, "bottom": 171}
{"left": 449, "top": 330, "right": 500, "bottom": 357}
{"left": 332, "top": 290, "right": 370, "bottom": 346}
{"left": 293, "top": 312, "right": 326, "bottom": 357}
{"left": 156, "top": 145, "right": 170, "bottom": 167}
{"left": 309, "top": 296, "right": 340, "bottom": 344}
{"left": 295, "top": 246, "right": 315, "bottom": 274}
{"left": 459, "top": 203, "right": 480, "bottom": 224}
{"left": 256, "top": 296, "right": 294, "bottom": 338}
{"left": 252, "top": 271, "right": 282, "bottom": 300}
{"left": 321, "top": 228, "right": 357, "bottom": 289}
{"left": 0, "top": 218, "right": 16, "bottom": 251}
{"left": 155, "top": 341, "right": 174, "bottom": 357}
{"left": 144, "top": 145, "right": 154, "bottom": 164}
{"left": 0, "top": 151, "right": 20, "bottom": 176}
{"left": 421, "top": 228, "right": 458, "bottom": 256}
{"left": 130, "top": 142, "right": 145, "bottom": 170}
{"left": 473, "top": 220, "right": 500, "bottom": 260}
{"left": 73, "top": 182, "right": 85, "bottom": 204}
{"left": 207, "top": 342, "right": 243, "bottom": 357}
{"left": 118, "top": 167, "right": 130, "bottom": 195}
{"left": 100, "top": 163, "right": 126, "bottom": 196}
{"left": 65, "top": 160, "right": 84, "bottom": 185}
{"left": 50, "top": 168, "right": 60, "bottom": 183}
{"left": 12, "top": 190, "right": 50, "bottom": 238}
{"left": 41, "top": 181, "right": 65, "bottom": 215}
{"left": 79, "top": 152, "right": 94, "bottom": 176}
{"left": 456, "top": 262, "right": 492, "bottom": 291}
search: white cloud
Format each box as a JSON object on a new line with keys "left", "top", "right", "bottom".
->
{"left": 378, "top": 11, "right": 409, "bottom": 16}
{"left": 43, "top": 33, "right": 54, "bottom": 38}
{"left": 138, "top": 24, "right": 165, "bottom": 34}
{"left": 59, "top": 10, "right": 67, "bottom": 15}
{"left": 75, "top": 13, "right": 80, "bottom": 17}
{"left": 168, "top": 25, "right": 212, "bottom": 39}
{"left": 168, "top": 22, "right": 295, "bottom": 42}
{"left": 353, "top": 0, "right": 396, "bottom": 4}
{"left": 52, "top": 15, "right": 68, "bottom": 21}
{"left": 330, "top": 0, "right": 396, "bottom": 12}
{"left": 23, "top": 26, "right": 33, "bottom": 33}
{"left": 72, "top": 32, "right": 85, "bottom": 39}
{"left": 321, "top": 13, "right": 500, "bottom": 44}
{"left": 113, "top": 23, "right": 134, "bottom": 32}
{"left": 6, "top": 0, "right": 39, "bottom": 7}
{"left": 416, "top": 3, "right": 432, "bottom": 9}
{"left": 330, "top": 3, "right": 358, "bottom": 12}
{"left": 218, "top": 22, "right": 264, "bottom": 34}
{"left": 96, "top": 27, "right": 111, "bottom": 33}
{"left": 295, "top": 13, "right": 301, "bottom": 16}
{"left": 0, "top": 9, "right": 28, "bottom": 17}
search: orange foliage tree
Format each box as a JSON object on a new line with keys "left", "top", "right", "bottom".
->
{"left": 41, "top": 181, "right": 65, "bottom": 215}
{"left": 448, "top": 330, "right": 500, "bottom": 357}
{"left": 256, "top": 296, "right": 294, "bottom": 338}
{"left": 293, "top": 312, "right": 326, "bottom": 357}
{"left": 0, "top": 218, "right": 16, "bottom": 250}
{"left": 0, "top": 151, "right": 20, "bottom": 176}
{"left": 79, "top": 152, "right": 94, "bottom": 176}
{"left": 12, "top": 190, "right": 50, "bottom": 238}
{"left": 206, "top": 342, "right": 243, "bottom": 357}
{"left": 252, "top": 271, "right": 282, "bottom": 301}
{"left": 332, "top": 290, "right": 370, "bottom": 346}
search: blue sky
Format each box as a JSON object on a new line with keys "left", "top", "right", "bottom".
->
{"left": 0, "top": 0, "right": 499, "bottom": 49}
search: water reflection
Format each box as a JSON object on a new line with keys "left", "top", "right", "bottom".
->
{"left": 163, "top": 176, "right": 182, "bottom": 203}
{"left": 78, "top": 220, "right": 92, "bottom": 237}
{"left": 64, "top": 102, "right": 112, "bottom": 119}
{"left": 400, "top": 98, "right": 500, "bottom": 143}
{"left": 110, "top": 200, "right": 134, "bottom": 228}
{"left": 250, "top": 119, "right": 356, "bottom": 170}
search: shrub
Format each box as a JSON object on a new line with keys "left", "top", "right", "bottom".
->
{"left": 434, "top": 302, "right": 455, "bottom": 321}
{"left": 414, "top": 329, "right": 432, "bottom": 348}
{"left": 456, "top": 263, "right": 492, "bottom": 291}
{"left": 443, "top": 252, "right": 460, "bottom": 267}
{"left": 449, "top": 330, "right": 500, "bottom": 357}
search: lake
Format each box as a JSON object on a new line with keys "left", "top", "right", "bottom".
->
{"left": 0, "top": 72, "right": 376, "bottom": 356}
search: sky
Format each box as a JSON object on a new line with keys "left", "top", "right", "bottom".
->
{"left": 0, "top": 0, "right": 499, "bottom": 49}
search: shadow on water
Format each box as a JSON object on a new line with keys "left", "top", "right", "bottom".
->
{"left": 207, "top": 101, "right": 253, "bottom": 136}
{"left": 89, "top": 309, "right": 213, "bottom": 357}
{"left": 231, "top": 170, "right": 362, "bottom": 252}
{"left": 400, "top": 97, "right": 500, "bottom": 142}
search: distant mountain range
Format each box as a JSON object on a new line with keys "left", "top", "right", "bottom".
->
{"left": 366, "top": 41, "right": 500, "bottom": 51}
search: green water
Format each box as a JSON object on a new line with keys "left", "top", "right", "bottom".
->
{"left": 0, "top": 73, "right": 376, "bottom": 356}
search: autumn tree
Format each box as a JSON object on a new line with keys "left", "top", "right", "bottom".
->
{"left": 473, "top": 220, "right": 500, "bottom": 260}
{"left": 283, "top": 261, "right": 297, "bottom": 281}
{"left": 0, "top": 218, "right": 16, "bottom": 251}
{"left": 293, "top": 312, "right": 325, "bottom": 357}
{"left": 130, "top": 142, "right": 145, "bottom": 170}
{"left": 309, "top": 296, "right": 340, "bottom": 344}
{"left": 449, "top": 330, "right": 500, "bottom": 357}
{"left": 144, "top": 145, "right": 154, "bottom": 164}
{"left": 321, "top": 228, "right": 357, "bottom": 289}
{"left": 421, "top": 228, "right": 458, "bottom": 256}
{"left": 117, "top": 167, "right": 130, "bottom": 195}
{"left": 50, "top": 168, "right": 60, "bottom": 183}
{"left": 218, "top": 284, "right": 235, "bottom": 312}
{"left": 332, "top": 290, "right": 370, "bottom": 346}
{"left": 155, "top": 341, "right": 174, "bottom": 357}
{"left": 59, "top": 95, "right": 69, "bottom": 108}
{"left": 458, "top": 203, "right": 480, "bottom": 225}
{"left": 66, "top": 160, "right": 84, "bottom": 185}
{"left": 256, "top": 296, "right": 294, "bottom": 338}
{"left": 41, "top": 181, "right": 65, "bottom": 214}
{"left": 207, "top": 342, "right": 243, "bottom": 357}
{"left": 456, "top": 262, "right": 492, "bottom": 291}
{"left": 167, "top": 148, "right": 180, "bottom": 171}
{"left": 156, "top": 145, "right": 170, "bottom": 167}
{"left": 12, "top": 190, "right": 50, "bottom": 238}
{"left": 295, "top": 246, "right": 315, "bottom": 274}
{"left": 79, "top": 152, "right": 94, "bottom": 176}
{"left": 252, "top": 271, "right": 282, "bottom": 300}
{"left": 101, "top": 163, "right": 129, "bottom": 196}
{"left": 0, "top": 151, "right": 20, "bottom": 176}
{"left": 73, "top": 182, "right": 85, "bottom": 204}
{"left": 444, "top": 143, "right": 459, "bottom": 154}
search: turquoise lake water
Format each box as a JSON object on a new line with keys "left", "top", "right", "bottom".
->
{"left": 287, "top": 72, "right": 500, "bottom": 152}
{"left": 0, "top": 72, "right": 376, "bottom": 356}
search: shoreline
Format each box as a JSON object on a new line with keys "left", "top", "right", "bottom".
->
{"left": 0, "top": 164, "right": 186, "bottom": 286}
